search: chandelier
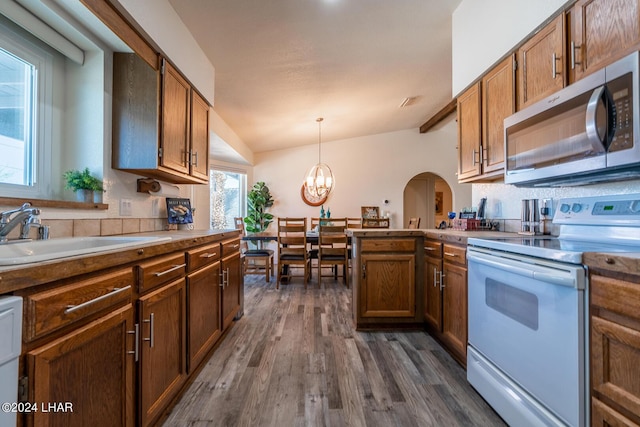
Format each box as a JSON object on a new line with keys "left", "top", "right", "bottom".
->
{"left": 304, "top": 117, "right": 335, "bottom": 198}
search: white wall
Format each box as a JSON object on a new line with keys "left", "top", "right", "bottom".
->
{"left": 452, "top": 0, "right": 568, "bottom": 95}
{"left": 252, "top": 118, "right": 472, "bottom": 230}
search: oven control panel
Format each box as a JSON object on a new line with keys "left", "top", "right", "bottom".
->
{"left": 554, "top": 193, "right": 640, "bottom": 225}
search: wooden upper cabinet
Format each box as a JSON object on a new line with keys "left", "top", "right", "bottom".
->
{"left": 481, "top": 54, "right": 515, "bottom": 175}
{"left": 517, "top": 13, "right": 566, "bottom": 110}
{"left": 190, "top": 91, "right": 210, "bottom": 181}
{"left": 161, "top": 59, "right": 191, "bottom": 176}
{"left": 457, "top": 81, "right": 482, "bottom": 181}
{"left": 112, "top": 54, "right": 210, "bottom": 184}
{"left": 568, "top": 0, "right": 640, "bottom": 84}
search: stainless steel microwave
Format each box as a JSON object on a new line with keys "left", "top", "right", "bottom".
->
{"left": 504, "top": 51, "right": 640, "bottom": 187}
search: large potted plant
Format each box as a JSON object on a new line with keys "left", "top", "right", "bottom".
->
{"left": 245, "top": 182, "right": 274, "bottom": 233}
{"left": 63, "top": 168, "right": 104, "bottom": 203}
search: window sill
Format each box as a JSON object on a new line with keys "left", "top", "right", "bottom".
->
{"left": 0, "top": 197, "right": 108, "bottom": 210}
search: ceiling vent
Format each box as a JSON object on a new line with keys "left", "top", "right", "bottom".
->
{"left": 399, "top": 96, "right": 419, "bottom": 108}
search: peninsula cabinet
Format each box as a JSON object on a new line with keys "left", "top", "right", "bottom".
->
{"left": 567, "top": 0, "right": 640, "bottom": 84}
{"left": 350, "top": 231, "right": 424, "bottom": 329}
{"left": 112, "top": 53, "right": 210, "bottom": 185}
{"left": 517, "top": 13, "right": 566, "bottom": 110}
{"left": 423, "top": 237, "right": 468, "bottom": 367}
{"left": 585, "top": 253, "right": 640, "bottom": 426}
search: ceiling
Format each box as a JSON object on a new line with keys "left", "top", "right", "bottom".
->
{"left": 168, "top": 0, "right": 463, "bottom": 158}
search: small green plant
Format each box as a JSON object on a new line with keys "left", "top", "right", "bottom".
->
{"left": 63, "top": 168, "right": 104, "bottom": 192}
{"left": 245, "top": 182, "right": 274, "bottom": 233}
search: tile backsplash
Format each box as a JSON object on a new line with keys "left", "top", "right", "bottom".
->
{"left": 12, "top": 218, "right": 168, "bottom": 240}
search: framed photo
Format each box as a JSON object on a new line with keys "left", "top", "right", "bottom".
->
{"left": 435, "top": 192, "right": 443, "bottom": 214}
{"left": 166, "top": 198, "right": 193, "bottom": 224}
{"left": 361, "top": 206, "right": 379, "bottom": 219}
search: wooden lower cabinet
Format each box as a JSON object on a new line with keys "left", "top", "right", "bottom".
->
{"left": 187, "top": 260, "right": 222, "bottom": 372}
{"left": 221, "top": 251, "right": 242, "bottom": 331}
{"left": 423, "top": 239, "right": 468, "bottom": 367}
{"left": 351, "top": 234, "right": 423, "bottom": 328}
{"left": 138, "top": 278, "right": 187, "bottom": 427}
{"left": 589, "top": 268, "right": 640, "bottom": 426}
{"left": 26, "top": 304, "right": 135, "bottom": 427}
{"left": 360, "top": 252, "right": 416, "bottom": 318}
{"left": 441, "top": 259, "right": 467, "bottom": 364}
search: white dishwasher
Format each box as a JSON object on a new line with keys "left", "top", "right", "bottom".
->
{"left": 0, "top": 296, "right": 22, "bottom": 427}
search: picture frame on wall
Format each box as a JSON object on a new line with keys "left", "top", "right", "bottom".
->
{"left": 361, "top": 206, "right": 379, "bottom": 219}
{"left": 435, "top": 192, "right": 443, "bottom": 214}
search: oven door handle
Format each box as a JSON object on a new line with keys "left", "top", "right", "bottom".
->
{"left": 468, "top": 251, "right": 578, "bottom": 288}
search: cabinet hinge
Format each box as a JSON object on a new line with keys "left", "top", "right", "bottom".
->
{"left": 18, "top": 376, "right": 28, "bottom": 402}
{"left": 158, "top": 147, "right": 163, "bottom": 158}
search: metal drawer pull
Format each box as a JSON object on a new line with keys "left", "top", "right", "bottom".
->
{"left": 440, "top": 272, "right": 446, "bottom": 290}
{"left": 200, "top": 252, "right": 218, "bottom": 258}
{"left": 231, "top": 244, "right": 239, "bottom": 249}
{"left": 65, "top": 285, "right": 131, "bottom": 314}
{"left": 143, "top": 313, "right": 155, "bottom": 348}
{"left": 127, "top": 324, "right": 139, "bottom": 362}
{"left": 219, "top": 270, "right": 226, "bottom": 287}
{"left": 153, "top": 263, "right": 186, "bottom": 277}
{"left": 425, "top": 247, "right": 435, "bottom": 251}
{"left": 433, "top": 267, "right": 439, "bottom": 288}
{"left": 225, "top": 268, "right": 230, "bottom": 287}
{"left": 444, "top": 252, "right": 457, "bottom": 257}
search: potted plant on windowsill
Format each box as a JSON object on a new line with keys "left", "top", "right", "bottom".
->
{"left": 63, "top": 168, "right": 104, "bottom": 203}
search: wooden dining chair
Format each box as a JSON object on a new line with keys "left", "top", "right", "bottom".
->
{"left": 317, "top": 219, "right": 349, "bottom": 288}
{"left": 408, "top": 217, "right": 421, "bottom": 229}
{"left": 235, "top": 217, "right": 274, "bottom": 282}
{"left": 277, "top": 217, "right": 311, "bottom": 288}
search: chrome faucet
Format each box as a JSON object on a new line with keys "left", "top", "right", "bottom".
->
{"left": 0, "top": 203, "right": 48, "bottom": 243}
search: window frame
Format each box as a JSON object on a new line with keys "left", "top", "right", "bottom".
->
{"left": 0, "top": 18, "right": 53, "bottom": 199}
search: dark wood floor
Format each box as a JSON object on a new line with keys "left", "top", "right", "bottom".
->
{"left": 162, "top": 273, "right": 506, "bottom": 427}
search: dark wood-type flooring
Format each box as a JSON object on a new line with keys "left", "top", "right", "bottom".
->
{"left": 162, "top": 273, "right": 506, "bottom": 426}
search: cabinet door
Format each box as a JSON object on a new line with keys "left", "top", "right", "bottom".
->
{"left": 457, "top": 81, "right": 482, "bottom": 181}
{"left": 139, "top": 278, "right": 187, "bottom": 427}
{"left": 442, "top": 262, "right": 467, "bottom": 364}
{"left": 568, "top": 0, "right": 640, "bottom": 83}
{"left": 423, "top": 255, "right": 442, "bottom": 331}
{"left": 517, "top": 13, "right": 566, "bottom": 110}
{"left": 221, "top": 252, "right": 242, "bottom": 331}
{"left": 591, "top": 273, "right": 640, "bottom": 424}
{"left": 27, "top": 305, "right": 135, "bottom": 427}
{"left": 360, "top": 253, "right": 416, "bottom": 318}
{"left": 161, "top": 59, "right": 191, "bottom": 175}
{"left": 187, "top": 261, "right": 222, "bottom": 372}
{"left": 190, "top": 91, "right": 210, "bottom": 181}
{"left": 482, "top": 54, "right": 515, "bottom": 174}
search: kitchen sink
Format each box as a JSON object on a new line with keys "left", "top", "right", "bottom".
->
{"left": 0, "top": 236, "right": 172, "bottom": 266}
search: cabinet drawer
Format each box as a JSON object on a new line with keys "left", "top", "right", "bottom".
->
{"left": 443, "top": 244, "right": 466, "bottom": 265}
{"left": 221, "top": 237, "right": 241, "bottom": 257}
{"left": 361, "top": 238, "right": 416, "bottom": 253}
{"left": 424, "top": 240, "right": 442, "bottom": 258}
{"left": 187, "top": 243, "right": 221, "bottom": 272}
{"left": 23, "top": 268, "right": 133, "bottom": 341}
{"left": 137, "top": 252, "right": 186, "bottom": 293}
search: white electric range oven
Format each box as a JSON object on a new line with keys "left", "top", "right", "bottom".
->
{"left": 466, "top": 193, "right": 640, "bottom": 427}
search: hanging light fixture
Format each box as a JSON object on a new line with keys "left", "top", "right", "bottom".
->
{"left": 304, "top": 117, "right": 335, "bottom": 198}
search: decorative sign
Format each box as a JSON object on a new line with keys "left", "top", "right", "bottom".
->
{"left": 166, "top": 198, "right": 193, "bottom": 224}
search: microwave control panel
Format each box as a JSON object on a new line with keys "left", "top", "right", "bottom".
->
{"left": 608, "top": 72, "right": 634, "bottom": 152}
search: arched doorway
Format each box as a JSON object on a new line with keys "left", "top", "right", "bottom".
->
{"left": 403, "top": 172, "right": 453, "bottom": 229}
